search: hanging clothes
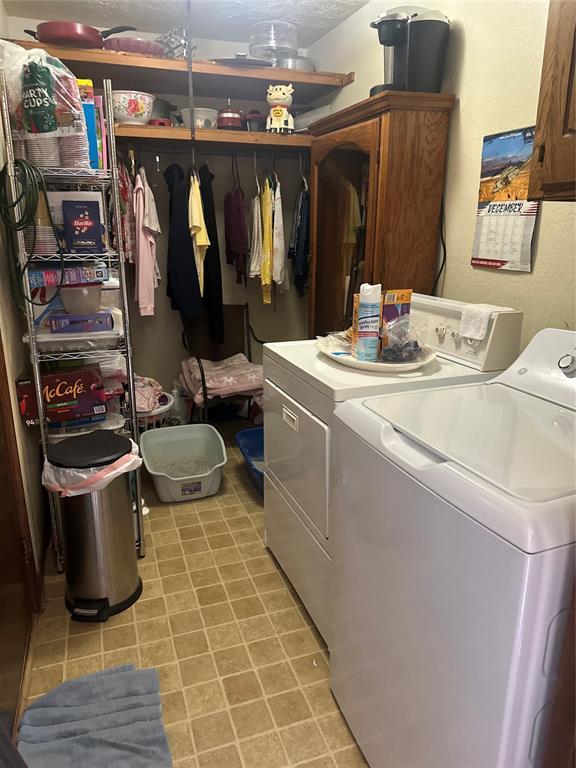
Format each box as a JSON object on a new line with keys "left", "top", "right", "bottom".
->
{"left": 260, "top": 177, "right": 274, "bottom": 305}
{"left": 224, "top": 188, "right": 249, "bottom": 285}
{"left": 272, "top": 176, "right": 289, "bottom": 292}
{"left": 163, "top": 163, "right": 202, "bottom": 320}
{"left": 188, "top": 173, "right": 210, "bottom": 296}
{"left": 342, "top": 180, "right": 361, "bottom": 265}
{"left": 133, "top": 167, "right": 161, "bottom": 316}
{"left": 198, "top": 164, "right": 224, "bottom": 344}
{"left": 141, "top": 167, "right": 162, "bottom": 287}
{"left": 117, "top": 160, "right": 136, "bottom": 263}
{"left": 288, "top": 186, "right": 310, "bottom": 298}
{"left": 249, "top": 191, "right": 263, "bottom": 279}
{"left": 341, "top": 180, "right": 362, "bottom": 314}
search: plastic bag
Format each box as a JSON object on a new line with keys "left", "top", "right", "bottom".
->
{"left": 380, "top": 316, "right": 422, "bottom": 362}
{"left": 0, "top": 39, "right": 90, "bottom": 167}
{"left": 316, "top": 329, "right": 352, "bottom": 355}
{"left": 42, "top": 438, "right": 142, "bottom": 497}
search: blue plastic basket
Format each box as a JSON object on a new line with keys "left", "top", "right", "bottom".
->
{"left": 236, "top": 427, "right": 264, "bottom": 497}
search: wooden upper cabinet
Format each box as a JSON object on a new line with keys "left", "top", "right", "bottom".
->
{"left": 308, "top": 92, "right": 454, "bottom": 337}
{"left": 529, "top": 0, "right": 576, "bottom": 201}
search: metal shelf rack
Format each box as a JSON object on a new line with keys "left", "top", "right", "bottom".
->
{"left": 36, "top": 345, "right": 129, "bottom": 363}
{"left": 29, "top": 251, "right": 120, "bottom": 265}
{"left": 0, "top": 74, "right": 145, "bottom": 569}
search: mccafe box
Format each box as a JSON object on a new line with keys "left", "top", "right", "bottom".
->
{"left": 17, "top": 365, "right": 107, "bottom": 426}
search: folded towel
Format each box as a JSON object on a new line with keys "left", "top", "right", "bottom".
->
{"left": 19, "top": 702, "right": 162, "bottom": 742}
{"left": 460, "top": 304, "right": 495, "bottom": 341}
{"left": 18, "top": 666, "right": 172, "bottom": 768}
{"left": 18, "top": 722, "right": 171, "bottom": 768}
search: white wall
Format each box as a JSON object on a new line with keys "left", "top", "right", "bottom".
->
{"left": 310, "top": 0, "right": 576, "bottom": 347}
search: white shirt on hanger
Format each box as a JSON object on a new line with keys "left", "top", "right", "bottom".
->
{"left": 272, "top": 177, "right": 289, "bottom": 291}
{"left": 249, "top": 192, "right": 263, "bottom": 278}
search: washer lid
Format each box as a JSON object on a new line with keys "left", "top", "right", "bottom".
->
{"left": 365, "top": 382, "right": 576, "bottom": 503}
{"left": 47, "top": 430, "right": 132, "bottom": 469}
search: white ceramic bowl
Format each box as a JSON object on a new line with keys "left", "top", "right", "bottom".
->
{"left": 60, "top": 284, "right": 103, "bottom": 315}
{"left": 112, "top": 90, "right": 156, "bottom": 125}
{"left": 180, "top": 108, "right": 218, "bottom": 130}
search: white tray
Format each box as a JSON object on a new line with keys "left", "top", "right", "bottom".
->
{"left": 318, "top": 346, "right": 437, "bottom": 372}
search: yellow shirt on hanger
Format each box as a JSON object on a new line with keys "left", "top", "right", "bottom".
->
{"left": 188, "top": 175, "right": 210, "bottom": 296}
{"left": 260, "top": 178, "right": 273, "bottom": 305}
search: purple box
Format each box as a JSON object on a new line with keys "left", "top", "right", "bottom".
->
{"left": 48, "top": 311, "right": 114, "bottom": 334}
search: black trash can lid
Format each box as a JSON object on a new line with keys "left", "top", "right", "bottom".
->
{"left": 47, "top": 431, "right": 133, "bottom": 469}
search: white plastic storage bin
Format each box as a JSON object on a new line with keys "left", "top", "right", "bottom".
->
{"left": 141, "top": 424, "right": 227, "bottom": 503}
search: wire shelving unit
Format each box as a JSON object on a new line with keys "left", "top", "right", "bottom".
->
{"left": 0, "top": 75, "right": 145, "bottom": 570}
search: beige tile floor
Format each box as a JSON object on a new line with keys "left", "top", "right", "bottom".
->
{"left": 25, "top": 440, "right": 368, "bottom": 768}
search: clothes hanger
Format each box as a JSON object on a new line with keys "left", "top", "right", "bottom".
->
{"left": 232, "top": 153, "right": 243, "bottom": 194}
{"left": 298, "top": 153, "right": 309, "bottom": 192}
{"left": 253, "top": 151, "right": 260, "bottom": 195}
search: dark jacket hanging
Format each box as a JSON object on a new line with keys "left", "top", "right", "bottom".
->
{"left": 163, "top": 163, "right": 203, "bottom": 320}
{"left": 198, "top": 164, "right": 224, "bottom": 344}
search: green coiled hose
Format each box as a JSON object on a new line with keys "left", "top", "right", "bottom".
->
{"left": 0, "top": 158, "right": 65, "bottom": 305}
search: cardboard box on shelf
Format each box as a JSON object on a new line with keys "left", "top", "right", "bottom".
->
{"left": 16, "top": 364, "right": 107, "bottom": 426}
{"left": 48, "top": 311, "right": 114, "bottom": 334}
{"left": 28, "top": 264, "right": 108, "bottom": 289}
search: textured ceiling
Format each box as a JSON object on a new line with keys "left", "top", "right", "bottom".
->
{"left": 6, "top": 0, "right": 371, "bottom": 46}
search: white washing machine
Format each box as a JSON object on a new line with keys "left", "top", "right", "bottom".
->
{"left": 332, "top": 328, "right": 576, "bottom": 768}
{"left": 263, "top": 295, "right": 523, "bottom": 643}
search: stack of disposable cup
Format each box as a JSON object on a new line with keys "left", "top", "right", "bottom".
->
{"left": 13, "top": 140, "right": 26, "bottom": 160}
{"left": 59, "top": 132, "right": 90, "bottom": 168}
{"left": 24, "top": 193, "right": 59, "bottom": 255}
{"left": 57, "top": 72, "right": 90, "bottom": 168}
{"left": 25, "top": 135, "right": 60, "bottom": 167}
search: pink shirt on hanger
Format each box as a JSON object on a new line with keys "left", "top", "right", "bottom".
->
{"left": 133, "top": 173, "right": 157, "bottom": 316}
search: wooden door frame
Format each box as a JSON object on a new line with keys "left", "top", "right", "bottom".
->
{"left": 309, "top": 118, "right": 381, "bottom": 337}
{"left": 0, "top": 332, "right": 40, "bottom": 612}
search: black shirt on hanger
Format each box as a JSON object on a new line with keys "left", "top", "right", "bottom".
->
{"left": 163, "top": 163, "right": 203, "bottom": 320}
{"left": 198, "top": 164, "right": 224, "bottom": 344}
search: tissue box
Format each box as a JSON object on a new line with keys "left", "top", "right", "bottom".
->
{"left": 28, "top": 264, "right": 108, "bottom": 289}
{"left": 48, "top": 311, "right": 114, "bottom": 334}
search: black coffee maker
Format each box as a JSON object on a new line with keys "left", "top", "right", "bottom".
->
{"left": 370, "top": 6, "right": 449, "bottom": 96}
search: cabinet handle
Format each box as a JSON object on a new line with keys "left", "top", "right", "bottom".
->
{"left": 282, "top": 406, "right": 298, "bottom": 432}
{"left": 538, "top": 143, "right": 546, "bottom": 164}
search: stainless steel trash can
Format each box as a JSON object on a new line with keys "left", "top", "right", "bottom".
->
{"left": 47, "top": 431, "right": 142, "bottom": 622}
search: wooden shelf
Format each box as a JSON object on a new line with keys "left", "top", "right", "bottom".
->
{"left": 115, "top": 123, "right": 312, "bottom": 150}
{"left": 15, "top": 41, "right": 354, "bottom": 104}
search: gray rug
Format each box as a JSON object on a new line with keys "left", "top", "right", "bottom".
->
{"left": 18, "top": 665, "right": 172, "bottom": 767}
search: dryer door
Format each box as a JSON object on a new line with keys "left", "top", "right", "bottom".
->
{"left": 264, "top": 380, "right": 329, "bottom": 538}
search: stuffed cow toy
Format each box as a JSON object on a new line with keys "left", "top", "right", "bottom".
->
{"left": 266, "top": 84, "right": 294, "bottom": 134}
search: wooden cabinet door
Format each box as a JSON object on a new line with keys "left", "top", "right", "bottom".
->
{"left": 309, "top": 119, "right": 380, "bottom": 337}
{"left": 374, "top": 107, "right": 451, "bottom": 294}
{"left": 0, "top": 335, "right": 34, "bottom": 732}
{"left": 529, "top": 0, "right": 576, "bottom": 200}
